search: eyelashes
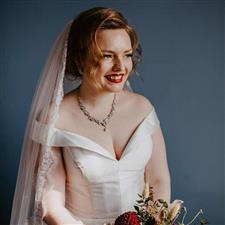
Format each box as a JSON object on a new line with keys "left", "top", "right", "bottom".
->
{"left": 103, "top": 54, "right": 113, "bottom": 59}
{"left": 126, "top": 54, "right": 133, "bottom": 58}
{"left": 103, "top": 54, "right": 133, "bottom": 59}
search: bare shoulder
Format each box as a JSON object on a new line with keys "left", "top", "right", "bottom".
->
{"left": 61, "top": 90, "right": 77, "bottom": 107}
{"left": 55, "top": 90, "right": 79, "bottom": 127}
{"left": 120, "top": 91, "right": 154, "bottom": 118}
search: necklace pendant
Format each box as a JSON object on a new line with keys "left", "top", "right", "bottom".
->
{"left": 77, "top": 92, "right": 116, "bottom": 133}
{"left": 100, "top": 120, "right": 107, "bottom": 127}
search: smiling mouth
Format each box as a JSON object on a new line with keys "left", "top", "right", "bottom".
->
{"left": 105, "top": 74, "right": 124, "bottom": 83}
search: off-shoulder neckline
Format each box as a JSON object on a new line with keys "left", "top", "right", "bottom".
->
{"left": 53, "top": 108, "right": 156, "bottom": 161}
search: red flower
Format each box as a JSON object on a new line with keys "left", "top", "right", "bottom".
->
{"left": 114, "top": 211, "right": 140, "bottom": 225}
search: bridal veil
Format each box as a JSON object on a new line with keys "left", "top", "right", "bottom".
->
{"left": 10, "top": 20, "right": 133, "bottom": 225}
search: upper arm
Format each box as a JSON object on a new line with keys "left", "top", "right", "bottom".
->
{"left": 132, "top": 94, "right": 170, "bottom": 182}
{"left": 144, "top": 127, "right": 171, "bottom": 184}
{"left": 134, "top": 94, "right": 170, "bottom": 183}
{"left": 41, "top": 146, "right": 66, "bottom": 217}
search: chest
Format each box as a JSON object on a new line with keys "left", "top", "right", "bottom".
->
{"left": 79, "top": 117, "right": 142, "bottom": 160}
{"left": 58, "top": 110, "right": 145, "bottom": 160}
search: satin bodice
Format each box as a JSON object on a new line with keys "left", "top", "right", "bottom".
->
{"left": 32, "top": 108, "right": 160, "bottom": 225}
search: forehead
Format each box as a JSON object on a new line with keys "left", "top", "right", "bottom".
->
{"left": 96, "top": 29, "right": 132, "bottom": 52}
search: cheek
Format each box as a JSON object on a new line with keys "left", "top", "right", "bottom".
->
{"left": 126, "top": 60, "right": 133, "bottom": 72}
{"left": 98, "top": 61, "right": 112, "bottom": 73}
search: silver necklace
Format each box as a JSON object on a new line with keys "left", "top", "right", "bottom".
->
{"left": 77, "top": 93, "right": 117, "bottom": 132}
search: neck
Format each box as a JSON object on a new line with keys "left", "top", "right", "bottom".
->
{"left": 78, "top": 82, "right": 116, "bottom": 108}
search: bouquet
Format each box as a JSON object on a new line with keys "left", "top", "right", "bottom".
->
{"left": 105, "top": 183, "right": 208, "bottom": 225}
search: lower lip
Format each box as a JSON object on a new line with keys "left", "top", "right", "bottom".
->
{"left": 105, "top": 76, "right": 123, "bottom": 83}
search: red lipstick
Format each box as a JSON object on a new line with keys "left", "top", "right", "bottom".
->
{"left": 105, "top": 74, "right": 124, "bottom": 83}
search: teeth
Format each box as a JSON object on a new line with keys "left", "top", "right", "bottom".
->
{"left": 107, "top": 75, "right": 122, "bottom": 80}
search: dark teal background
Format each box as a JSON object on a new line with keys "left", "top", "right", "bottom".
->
{"left": 1, "top": 1, "right": 224, "bottom": 225}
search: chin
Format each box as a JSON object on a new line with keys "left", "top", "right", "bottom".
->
{"left": 104, "top": 82, "right": 127, "bottom": 93}
{"left": 103, "top": 77, "right": 129, "bottom": 92}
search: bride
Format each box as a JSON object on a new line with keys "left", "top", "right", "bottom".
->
{"left": 10, "top": 7, "right": 171, "bottom": 225}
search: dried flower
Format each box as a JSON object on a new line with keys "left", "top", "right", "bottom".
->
{"left": 143, "top": 182, "right": 150, "bottom": 198}
{"left": 159, "top": 208, "right": 168, "bottom": 221}
{"left": 167, "top": 199, "right": 184, "bottom": 221}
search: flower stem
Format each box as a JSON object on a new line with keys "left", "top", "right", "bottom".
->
{"left": 181, "top": 207, "right": 187, "bottom": 224}
{"left": 186, "top": 209, "right": 203, "bottom": 225}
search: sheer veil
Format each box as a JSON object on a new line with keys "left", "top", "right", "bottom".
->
{"left": 10, "top": 21, "right": 133, "bottom": 225}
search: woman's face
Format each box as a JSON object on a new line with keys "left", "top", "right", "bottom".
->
{"left": 84, "top": 29, "right": 133, "bottom": 93}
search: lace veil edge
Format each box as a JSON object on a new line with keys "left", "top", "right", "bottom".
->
{"left": 10, "top": 20, "right": 133, "bottom": 225}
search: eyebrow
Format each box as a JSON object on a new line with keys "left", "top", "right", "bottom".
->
{"left": 102, "top": 49, "right": 133, "bottom": 53}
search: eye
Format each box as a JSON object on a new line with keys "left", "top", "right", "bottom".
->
{"left": 125, "top": 53, "right": 133, "bottom": 58}
{"left": 103, "top": 54, "right": 113, "bottom": 59}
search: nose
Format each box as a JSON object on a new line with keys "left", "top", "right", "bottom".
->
{"left": 112, "top": 56, "right": 125, "bottom": 72}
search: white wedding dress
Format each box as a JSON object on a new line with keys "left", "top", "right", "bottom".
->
{"left": 32, "top": 108, "right": 160, "bottom": 225}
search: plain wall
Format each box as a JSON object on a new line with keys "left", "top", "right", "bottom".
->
{"left": 1, "top": 1, "right": 224, "bottom": 224}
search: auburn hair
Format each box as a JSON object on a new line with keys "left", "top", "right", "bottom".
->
{"left": 65, "top": 7, "right": 142, "bottom": 84}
